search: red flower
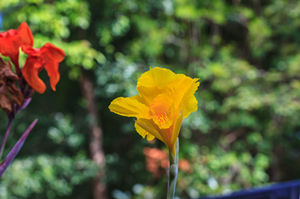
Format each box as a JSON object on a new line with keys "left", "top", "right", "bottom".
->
{"left": 22, "top": 43, "right": 65, "bottom": 94}
{"left": 0, "top": 22, "right": 33, "bottom": 69}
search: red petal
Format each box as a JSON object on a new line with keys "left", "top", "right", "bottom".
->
{"left": 22, "top": 57, "right": 46, "bottom": 94}
{"left": 44, "top": 62, "right": 60, "bottom": 91}
{"left": 0, "top": 30, "right": 19, "bottom": 64}
{"left": 0, "top": 22, "right": 33, "bottom": 67}
{"left": 41, "top": 43, "right": 65, "bottom": 91}
{"left": 41, "top": 43, "right": 65, "bottom": 62}
{"left": 22, "top": 45, "right": 40, "bottom": 56}
{"left": 22, "top": 43, "right": 65, "bottom": 93}
{"left": 17, "top": 22, "right": 34, "bottom": 48}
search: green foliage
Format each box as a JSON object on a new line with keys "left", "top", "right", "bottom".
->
{"left": 1, "top": 0, "right": 300, "bottom": 198}
{"left": 0, "top": 113, "right": 97, "bottom": 199}
{"left": 0, "top": 155, "right": 97, "bottom": 199}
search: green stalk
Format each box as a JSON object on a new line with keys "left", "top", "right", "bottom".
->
{"left": 167, "top": 138, "right": 179, "bottom": 199}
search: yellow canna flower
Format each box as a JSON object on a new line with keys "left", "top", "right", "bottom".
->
{"left": 109, "top": 67, "right": 199, "bottom": 156}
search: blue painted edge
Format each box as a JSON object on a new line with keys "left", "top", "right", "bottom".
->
{"left": 199, "top": 180, "right": 300, "bottom": 199}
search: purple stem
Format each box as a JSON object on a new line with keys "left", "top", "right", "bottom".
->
{"left": 0, "top": 119, "right": 13, "bottom": 159}
{"left": 0, "top": 91, "right": 33, "bottom": 159}
{"left": 0, "top": 119, "right": 38, "bottom": 178}
{"left": 20, "top": 97, "right": 32, "bottom": 110}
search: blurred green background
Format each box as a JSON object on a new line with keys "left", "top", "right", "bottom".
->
{"left": 1, "top": 0, "right": 300, "bottom": 198}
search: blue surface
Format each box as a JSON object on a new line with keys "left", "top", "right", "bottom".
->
{"left": 0, "top": 12, "right": 2, "bottom": 29}
{"left": 199, "top": 180, "right": 300, "bottom": 199}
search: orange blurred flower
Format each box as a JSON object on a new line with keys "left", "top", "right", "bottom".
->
{"left": 143, "top": 147, "right": 192, "bottom": 177}
{"left": 178, "top": 159, "right": 191, "bottom": 173}
{"left": 143, "top": 147, "right": 169, "bottom": 178}
{"left": 109, "top": 67, "right": 199, "bottom": 156}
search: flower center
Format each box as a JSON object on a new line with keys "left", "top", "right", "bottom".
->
{"left": 150, "top": 94, "right": 174, "bottom": 129}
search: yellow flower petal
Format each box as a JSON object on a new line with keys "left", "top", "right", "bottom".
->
{"left": 137, "top": 67, "right": 176, "bottom": 88}
{"left": 137, "top": 67, "right": 176, "bottom": 104}
{"left": 178, "top": 78, "right": 199, "bottom": 118}
{"left": 108, "top": 96, "right": 150, "bottom": 119}
{"left": 135, "top": 119, "right": 165, "bottom": 143}
{"left": 152, "top": 73, "right": 199, "bottom": 118}
{"left": 169, "top": 111, "right": 184, "bottom": 156}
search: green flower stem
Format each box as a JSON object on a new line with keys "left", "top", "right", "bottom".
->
{"left": 167, "top": 138, "right": 179, "bottom": 199}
